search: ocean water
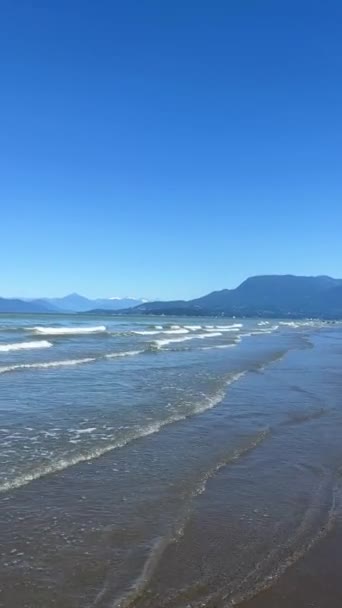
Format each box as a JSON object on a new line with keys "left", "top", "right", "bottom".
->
{"left": 0, "top": 314, "right": 342, "bottom": 608}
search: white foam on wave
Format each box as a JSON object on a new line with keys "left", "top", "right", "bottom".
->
{"left": 184, "top": 325, "right": 203, "bottom": 331}
{"left": 132, "top": 328, "right": 189, "bottom": 336}
{"left": 0, "top": 349, "right": 145, "bottom": 374}
{"left": 240, "top": 325, "right": 279, "bottom": 339}
{"left": 200, "top": 343, "right": 237, "bottom": 350}
{"left": 205, "top": 327, "right": 240, "bottom": 333}
{"left": 259, "top": 324, "right": 279, "bottom": 333}
{"left": 161, "top": 328, "right": 189, "bottom": 335}
{"left": 205, "top": 323, "right": 243, "bottom": 333}
{"left": 0, "top": 371, "right": 246, "bottom": 494}
{"left": 30, "top": 326, "right": 107, "bottom": 336}
{"left": 154, "top": 332, "right": 222, "bottom": 348}
{"left": 132, "top": 330, "right": 161, "bottom": 335}
{"left": 0, "top": 340, "right": 52, "bottom": 352}
{"left": 0, "top": 357, "right": 96, "bottom": 374}
{"left": 105, "top": 350, "right": 143, "bottom": 359}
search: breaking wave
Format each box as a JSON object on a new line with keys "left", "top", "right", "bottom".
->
{"left": 0, "top": 357, "right": 96, "bottom": 374}
{"left": 29, "top": 326, "right": 107, "bottom": 336}
{"left": 0, "top": 340, "right": 52, "bottom": 352}
{"left": 0, "top": 372, "right": 246, "bottom": 493}
{"left": 154, "top": 332, "right": 222, "bottom": 348}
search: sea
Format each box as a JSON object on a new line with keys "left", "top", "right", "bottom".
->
{"left": 0, "top": 314, "right": 342, "bottom": 608}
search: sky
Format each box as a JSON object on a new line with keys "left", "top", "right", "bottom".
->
{"left": 0, "top": 0, "right": 341, "bottom": 300}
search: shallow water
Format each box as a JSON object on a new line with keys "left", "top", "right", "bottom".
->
{"left": 0, "top": 314, "right": 341, "bottom": 607}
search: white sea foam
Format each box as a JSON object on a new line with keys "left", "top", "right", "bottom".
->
{"left": 154, "top": 332, "right": 222, "bottom": 348}
{"left": 132, "top": 330, "right": 161, "bottom": 335}
{"left": 210, "top": 323, "right": 243, "bottom": 331}
{"left": 0, "top": 349, "right": 145, "bottom": 374}
{"left": 205, "top": 327, "right": 240, "bottom": 333}
{"left": 240, "top": 324, "right": 279, "bottom": 339}
{"left": 161, "top": 328, "right": 189, "bottom": 335}
{"left": 0, "top": 371, "right": 246, "bottom": 494}
{"left": 200, "top": 343, "right": 237, "bottom": 350}
{"left": 133, "top": 328, "right": 189, "bottom": 336}
{"left": 260, "top": 324, "right": 279, "bottom": 333}
{"left": 0, "top": 340, "right": 52, "bottom": 352}
{"left": 184, "top": 325, "right": 202, "bottom": 331}
{"left": 105, "top": 350, "right": 143, "bottom": 359}
{"left": 30, "top": 326, "right": 106, "bottom": 336}
{"left": 0, "top": 357, "right": 96, "bottom": 374}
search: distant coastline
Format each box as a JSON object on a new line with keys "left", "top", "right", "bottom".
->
{"left": 1, "top": 275, "right": 342, "bottom": 319}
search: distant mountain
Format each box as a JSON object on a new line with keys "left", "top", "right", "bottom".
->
{"left": 38, "top": 294, "right": 146, "bottom": 312}
{"left": 0, "top": 298, "right": 53, "bottom": 313}
{"left": 0, "top": 294, "right": 146, "bottom": 314}
{"left": 2, "top": 277, "right": 342, "bottom": 317}
{"left": 120, "top": 275, "right": 342, "bottom": 319}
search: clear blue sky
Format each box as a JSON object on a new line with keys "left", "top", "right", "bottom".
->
{"left": 1, "top": 0, "right": 341, "bottom": 300}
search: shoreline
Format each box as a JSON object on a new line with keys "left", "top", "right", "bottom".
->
{"left": 241, "top": 522, "right": 342, "bottom": 608}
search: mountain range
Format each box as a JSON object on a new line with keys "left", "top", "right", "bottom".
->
{"left": 114, "top": 275, "right": 342, "bottom": 319}
{"left": 0, "top": 294, "right": 146, "bottom": 313}
{"left": 1, "top": 276, "right": 342, "bottom": 317}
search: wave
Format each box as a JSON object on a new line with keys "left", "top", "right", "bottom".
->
{"left": 105, "top": 350, "right": 144, "bottom": 359}
{"left": 29, "top": 326, "right": 107, "bottom": 336}
{"left": 132, "top": 328, "right": 189, "bottom": 336}
{"left": 0, "top": 357, "right": 96, "bottom": 374}
{"left": 240, "top": 325, "right": 279, "bottom": 339}
{"left": 205, "top": 327, "right": 240, "bottom": 333}
{"left": 279, "top": 321, "right": 301, "bottom": 328}
{"left": 0, "top": 371, "right": 246, "bottom": 494}
{"left": 131, "top": 330, "right": 161, "bottom": 335}
{"left": 154, "top": 332, "right": 222, "bottom": 348}
{"left": 0, "top": 340, "right": 52, "bottom": 352}
{"left": 283, "top": 407, "right": 328, "bottom": 426}
{"left": 161, "top": 328, "right": 189, "bottom": 335}
{"left": 0, "top": 326, "right": 25, "bottom": 333}
{"left": 203, "top": 323, "right": 243, "bottom": 332}
{"left": 200, "top": 343, "right": 237, "bottom": 350}
{"left": 112, "top": 425, "right": 269, "bottom": 608}
{"left": 0, "top": 349, "right": 146, "bottom": 374}
{"left": 206, "top": 323, "right": 243, "bottom": 330}
{"left": 193, "top": 428, "right": 271, "bottom": 498}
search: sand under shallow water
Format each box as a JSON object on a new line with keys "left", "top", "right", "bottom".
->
{"left": 0, "top": 314, "right": 341, "bottom": 607}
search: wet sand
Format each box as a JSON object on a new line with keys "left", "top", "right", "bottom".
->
{"left": 241, "top": 523, "right": 342, "bottom": 608}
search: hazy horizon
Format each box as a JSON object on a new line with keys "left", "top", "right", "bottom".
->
{"left": 1, "top": 272, "right": 342, "bottom": 303}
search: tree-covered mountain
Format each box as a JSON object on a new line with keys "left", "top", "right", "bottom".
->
{"left": 120, "top": 275, "right": 342, "bottom": 318}
{"left": 2, "top": 277, "right": 342, "bottom": 317}
{"left": 0, "top": 298, "right": 53, "bottom": 313}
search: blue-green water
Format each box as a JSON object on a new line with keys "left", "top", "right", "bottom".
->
{"left": 0, "top": 315, "right": 341, "bottom": 607}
